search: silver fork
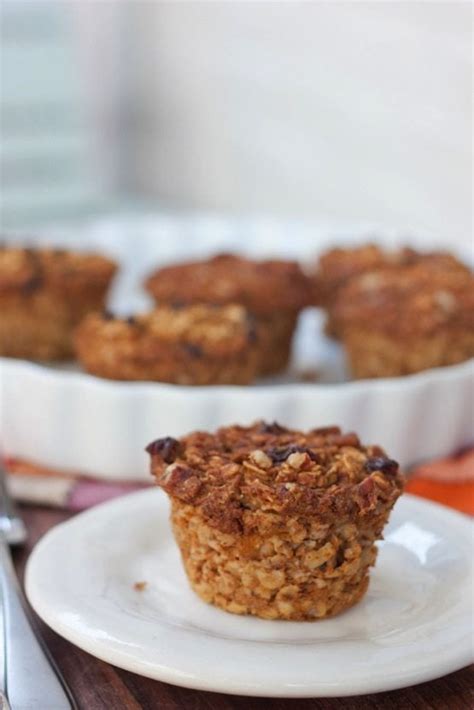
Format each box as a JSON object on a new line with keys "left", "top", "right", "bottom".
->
{"left": 0, "top": 460, "right": 75, "bottom": 709}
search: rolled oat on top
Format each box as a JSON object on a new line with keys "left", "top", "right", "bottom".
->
{"left": 75, "top": 303, "right": 260, "bottom": 385}
{"left": 147, "top": 421, "right": 404, "bottom": 621}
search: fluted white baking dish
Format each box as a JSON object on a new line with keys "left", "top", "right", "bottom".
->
{"left": 1, "top": 214, "right": 472, "bottom": 480}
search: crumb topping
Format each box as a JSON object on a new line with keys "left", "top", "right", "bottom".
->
{"left": 78, "top": 303, "right": 258, "bottom": 357}
{"left": 314, "top": 243, "right": 470, "bottom": 305}
{"left": 331, "top": 260, "right": 474, "bottom": 337}
{"left": 148, "top": 422, "right": 404, "bottom": 533}
{"left": 0, "top": 246, "right": 117, "bottom": 294}
{"left": 145, "top": 253, "right": 312, "bottom": 315}
{"left": 133, "top": 581, "right": 148, "bottom": 592}
{"left": 315, "top": 244, "right": 387, "bottom": 299}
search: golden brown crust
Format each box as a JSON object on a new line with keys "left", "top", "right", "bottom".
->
{"left": 254, "top": 312, "right": 298, "bottom": 376}
{"left": 149, "top": 421, "right": 403, "bottom": 620}
{"left": 148, "top": 422, "right": 404, "bottom": 534}
{"left": 343, "top": 330, "right": 474, "bottom": 379}
{"left": 0, "top": 246, "right": 117, "bottom": 360}
{"left": 145, "top": 253, "right": 313, "bottom": 316}
{"left": 332, "top": 261, "right": 474, "bottom": 339}
{"left": 313, "top": 244, "right": 388, "bottom": 306}
{"left": 75, "top": 304, "right": 261, "bottom": 384}
{"left": 145, "top": 254, "right": 310, "bottom": 375}
{"left": 312, "top": 243, "right": 470, "bottom": 309}
{"left": 170, "top": 500, "right": 374, "bottom": 620}
{"left": 328, "top": 256, "right": 474, "bottom": 377}
{"left": 0, "top": 246, "right": 117, "bottom": 295}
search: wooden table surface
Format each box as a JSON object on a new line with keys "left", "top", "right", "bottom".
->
{"left": 13, "top": 504, "right": 473, "bottom": 710}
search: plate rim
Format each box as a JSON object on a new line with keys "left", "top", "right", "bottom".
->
{"left": 2, "top": 354, "right": 473, "bottom": 396}
{"left": 25, "top": 492, "right": 474, "bottom": 698}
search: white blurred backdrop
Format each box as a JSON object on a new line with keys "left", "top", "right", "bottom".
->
{"left": 1, "top": 1, "right": 472, "bottom": 248}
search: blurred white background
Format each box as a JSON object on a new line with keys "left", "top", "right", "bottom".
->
{"left": 1, "top": 1, "right": 472, "bottom": 248}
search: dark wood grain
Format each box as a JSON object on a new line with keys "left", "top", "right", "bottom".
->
{"left": 13, "top": 505, "right": 473, "bottom": 710}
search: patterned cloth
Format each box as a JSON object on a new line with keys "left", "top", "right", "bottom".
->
{"left": 5, "top": 449, "right": 474, "bottom": 515}
{"left": 6, "top": 458, "right": 147, "bottom": 510}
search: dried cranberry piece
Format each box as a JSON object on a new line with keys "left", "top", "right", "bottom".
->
{"left": 247, "top": 326, "right": 258, "bottom": 344}
{"left": 365, "top": 457, "right": 398, "bottom": 475}
{"left": 145, "top": 436, "right": 182, "bottom": 463}
{"left": 246, "top": 314, "right": 258, "bottom": 344}
{"left": 258, "top": 421, "right": 287, "bottom": 435}
{"left": 183, "top": 343, "right": 203, "bottom": 358}
{"left": 266, "top": 447, "right": 291, "bottom": 463}
{"left": 21, "top": 275, "right": 43, "bottom": 294}
{"left": 267, "top": 445, "right": 318, "bottom": 463}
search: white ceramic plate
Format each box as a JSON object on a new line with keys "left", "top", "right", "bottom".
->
{"left": 26, "top": 490, "right": 473, "bottom": 698}
{"left": 1, "top": 215, "right": 473, "bottom": 480}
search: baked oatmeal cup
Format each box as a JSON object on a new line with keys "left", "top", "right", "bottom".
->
{"left": 144, "top": 254, "right": 312, "bottom": 376}
{"left": 147, "top": 422, "right": 404, "bottom": 620}
{"left": 75, "top": 303, "right": 260, "bottom": 385}
{"left": 0, "top": 246, "right": 117, "bottom": 360}
{"left": 332, "top": 261, "right": 474, "bottom": 378}
{"left": 313, "top": 243, "right": 470, "bottom": 338}
{"left": 312, "top": 243, "right": 389, "bottom": 309}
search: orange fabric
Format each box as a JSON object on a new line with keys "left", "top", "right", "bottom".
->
{"left": 406, "top": 448, "right": 474, "bottom": 515}
{"left": 410, "top": 449, "right": 474, "bottom": 483}
{"left": 405, "top": 478, "right": 474, "bottom": 515}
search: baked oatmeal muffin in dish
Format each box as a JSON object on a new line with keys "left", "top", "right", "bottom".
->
{"left": 332, "top": 261, "right": 474, "bottom": 379}
{"left": 313, "top": 243, "right": 470, "bottom": 337}
{"left": 0, "top": 246, "right": 117, "bottom": 360}
{"left": 313, "top": 243, "right": 389, "bottom": 309}
{"left": 145, "top": 254, "right": 312, "bottom": 376}
{"left": 148, "top": 421, "right": 404, "bottom": 620}
{"left": 75, "top": 304, "right": 260, "bottom": 385}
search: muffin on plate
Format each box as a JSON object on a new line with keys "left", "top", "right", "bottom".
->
{"left": 144, "top": 254, "right": 312, "bottom": 376}
{"left": 148, "top": 421, "right": 404, "bottom": 620}
{"left": 75, "top": 304, "right": 260, "bottom": 385}
{"left": 332, "top": 261, "right": 474, "bottom": 379}
{"left": 0, "top": 246, "right": 117, "bottom": 360}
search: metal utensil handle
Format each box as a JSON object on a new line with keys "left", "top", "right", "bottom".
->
{"left": 0, "top": 466, "right": 26, "bottom": 546}
{"left": 0, "top": 538, "right": 74, "bottom": 709}
{"left": 0, "top": 471, "right": 15, "bottom": 531}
